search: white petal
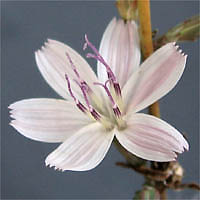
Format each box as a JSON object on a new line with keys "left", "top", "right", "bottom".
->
{"left": 122, "top": 43, "right": 187, "bottom": 113}
{"left": 115, "top": 113, "right": 189, "bottom": 162}
{"left": 45, "top": 123, "right": 114, "bottom": 171}
{"left": 9, "top": 99, "right": 92, "bottom": 143}
{"left": 97, "top": 18, "right": 140, "bottom": 88}
{"left": 35, "top": 39, "right": 100, "bottom": 100}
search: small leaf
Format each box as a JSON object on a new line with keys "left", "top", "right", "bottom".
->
{"left": 154, "top": 15, "right": 200, "bottom": 49}
{"left": 116, "top": 0, "right": 138, "bottom": 21}
{"left": 133, "top": 185, "right": 160, "bottom": 200}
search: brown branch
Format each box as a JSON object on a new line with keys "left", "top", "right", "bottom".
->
{"left": 169, "top": 182, "right": 200, "bottom": 191}
{"left": 116, "top": 162, "right": 170, "bottom": 181}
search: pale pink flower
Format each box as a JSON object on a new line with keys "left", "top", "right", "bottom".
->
{"left": 9, "top": 18, "right": 189, "bottom": 171}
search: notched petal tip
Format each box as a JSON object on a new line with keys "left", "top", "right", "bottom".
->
{"left": 47, "top": 38, "right": 52, "bottom": 42}
{"left": 45, "top": 160, "right": 66, "bottom": 172}
{"left": 44, "top": 42, "right": 49, "bottom": 48}
{"left": 9, "top": 114, "right": 15, "bottom": 119}
{"left": 184, "top": 140, "right": 189, "bottom": 151}
{"left": 35, "top": 39, "right": 52, "bottom": 53}
{"left": 178, "top": 132, "right": 189, "bottom": 152}
{"left": 8, "top": 102, "right": 19, "bottom": 110}
{"left": 171, "top": 42, "right": 187, "bottom": 59}
{"left": 41, "top": 46, "right": 46, "bottom": 52}
{"left": 9, "top": 121, "right": 13, "bottom": 127}
{"left": 174, "top": 152, "right": 178, "bottom": 158}
{"left": 45, "top": 161, "right": 53, "bottom": 168}
{"left": 46, "top": 38, "right": 57, "bottom": 44}
{"left": 8, "top": 104, "right": 13, "bottom": 109}
{"left": 9, "top": 120, "right": 16, "bottom": 128}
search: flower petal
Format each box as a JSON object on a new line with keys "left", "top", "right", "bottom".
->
{"left": 45, "top": 123, "right": 114, "bottom": 171}
{"left": 122, "top": 43, "right": 187, "bottom": 113}
{"left": 9, "top": 99, "right": 92, "bottom": 143}
{"left": 115, "top": 113, "right": 188, "bottom": 162}
{"left": 97, "top": 18, "right": 140, "bottom": 88}
{"left": 35, "top": 39, "right": 100, "bottom": 101}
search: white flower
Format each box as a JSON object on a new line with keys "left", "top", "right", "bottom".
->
{"left": 9, "top": 18, "right": 189, "bottom": 172}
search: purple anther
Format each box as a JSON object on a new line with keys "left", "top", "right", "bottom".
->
{"left": 81, "top": 80, "right": 92, "bottom": 94}
{"left": 65, "top": 74, "right": 77, "bottom": 102}
{"left": 76, "top": 101, "right": 87, "bottom": 113}
{"left": 66, "top": 51, "right": 93, "bottom": 96}
{"left": 81, "top": 85, "right": 91, "bottom": 110}
{"left": 90, "top": 108, "right": 101, "bottom": 121}
{"left": 65, "top": 74, "right": 87, "bottom": 113}
{"left": 105, "top": 76, "right": 121, "bottom": 97}
{"left": 74, "top": 79, "right": 101, "bottom": 121}
{"left": 94, "top": 82, "right": 115, "bottom": 106}
{"left": 84, "top": 34, "right": 116, "bottom": 83}
{"left": 65, "top": 52, "right": 80, "bottom": 79}
{"left": 113, "top": 105, "right": 121, "bottom": 118}
{"left": 113, "top": 83, "right": 122, "bottom": 97}
{"left": 94, "top": 81, "right": 121, "bottom": 117}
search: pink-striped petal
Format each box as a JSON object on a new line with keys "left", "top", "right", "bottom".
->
{"left": 115, "top": 113, "right": 188, "bottom": 162}
{"left": 45, "top": 123, "right": 114, "bottom": 171}
{"left": 122, "top": 43, "right": 187, "bottom": 114}
{"left": 9, "top": 99, "right": 92, "bottom": 143}
{"left": 97, "top": 18, "right": 140, "bottom": 88}
{"left": 35, "top": 39, "right": 100, "bottom": 101}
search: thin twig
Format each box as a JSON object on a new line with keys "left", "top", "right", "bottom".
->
{"left": 116, "top": 162, "right": 170, "bottom": 181}
{"left": 168, "top": 182, "right": 200, "bottom": 191}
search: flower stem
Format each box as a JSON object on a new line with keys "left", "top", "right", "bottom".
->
{"left": 138, "top": 0, "right": 160, "bottom": 118}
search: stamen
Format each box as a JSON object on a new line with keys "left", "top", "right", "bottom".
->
{"left": 90, "top": 108, "right": 101, "bottom": 121}
{"left": 94, "top": 82, "right": 115, "bottom": 106}
{"left": 113, "top": 104, "right": 121, "bottom": 118}
{"left": 73, "top": 79, "right": 92, "bottom": 94}
{"left": 65, "top": 52, "right": 80, "bottom": 79}
{"left": 84, "top": 35, "right": 122, "bottom": 97}
{"left": 65, "top": 74, "right": 87, "bottom": 113}
{"left": 94, "top": 81, "right": 121, "bottom": 117}
{"left": 65, "top": 74, "right": 76, "bottom": 102}
{"left": 113, "top": 83, "right": 122, "bottom": 97}
{"left": 65, "top": 52, "right": 104, "bottom": 120}
{"left": 80, "top": 83, "right": 91, "bottom": 110}
{"left": 105, "top": 79, "right": 121, "bottom": 97}
{"left": 66, "top": 52, "right": 92, "bottom": 95}
{"left": 74, "top": 78, "right": 101, "bottom": 121}
{"left": 84, "top": 34, "right": 116, "bottom": 82}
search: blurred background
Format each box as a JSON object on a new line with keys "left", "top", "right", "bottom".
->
{"left": 1, "top": 1, "right": 199, "bottom": 199}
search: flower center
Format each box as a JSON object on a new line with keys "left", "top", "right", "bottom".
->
{"left": 65, "top": 35, "right": 127, "bottom": 131}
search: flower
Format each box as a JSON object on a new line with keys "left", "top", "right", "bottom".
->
{"left": 9, "top": 18, "right": 189, "bottom": 172}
